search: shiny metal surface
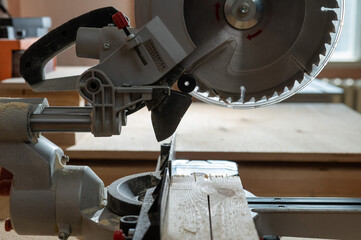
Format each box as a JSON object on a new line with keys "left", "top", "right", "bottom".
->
{"left": 30, "top": 107, "right": 92, "bottom": 132}
{"left": 136, "top": 0, "right": 343, "bottom": 108}
{"left": 183, "top": 0, "right": 342, "bottom": 105}
{"left": 250, "top": 197, "right": 361, "bottom": 240}
{"left": 224, "top": 0, "right": 263, "bottom": 30}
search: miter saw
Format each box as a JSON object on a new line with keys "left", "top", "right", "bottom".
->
{"left": 1, "top": 0, "right": 361, "bottom": 239}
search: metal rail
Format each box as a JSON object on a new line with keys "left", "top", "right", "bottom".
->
{"left": 30, "top": 107, "right": 92, "bottom": 132}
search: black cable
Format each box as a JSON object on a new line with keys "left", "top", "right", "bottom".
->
{"left": 0, "top": 0, "right": 11, "bottom": 18}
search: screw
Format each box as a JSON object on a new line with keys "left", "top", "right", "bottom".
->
{"left": 61, "top": 155, "right": 70, "bottom": 165}
{"left": 240, "top": 4, "right": 249, "bottom": 14}
{"left": 103, "top": 42, "right": 111, "bottom": 49}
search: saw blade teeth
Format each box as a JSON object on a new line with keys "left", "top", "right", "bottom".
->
{"left": 319, "top": 45, "right": 327, "bottom": 56}
{"left": 295, "top": 71, "right": 305, "bottom": 83}
{"left": 323, "top": 0, "right": 340, "bottom": 9}
{"left": 231, "top": 95, "right": 242, "bottom": 103}
{"left": 184, "top": 0, "right": 342, "bottom": 108}
{"left": 283, "top": 86, "right": 290, "bottom": 93}
{"left": 210, "top": 89, "right": 219, "bottom": 98}
{"left": 324, "top": 28, "right": 333, "bottom": 45}
{"left": 293, "top": 79, "right": 301, "bottom": 89}
{"left": 243, "top": 95, "right": 254, "bottom": 104}
{"left": 271, "top": 91, "right": 279, "bottom": 100}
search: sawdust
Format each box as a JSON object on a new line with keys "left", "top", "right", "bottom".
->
{"left": 0, "top": 102, "right": 29, "bottom": 115}
{"left": 0, "top": 102, "right": 31, "bottom": 142}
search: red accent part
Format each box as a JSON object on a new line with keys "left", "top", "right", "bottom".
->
{"left": 0, "top": 168, "right": 13, "bottom": 196}
{"left": 112, "top": 12, "right": 129, "bottom": 30}
{"left": 4, "top": 219, "right": 13, "bottom": 232}
{"left": 214, "top": 2, "right": 222, "bottom": 21}
{"left": 113, "top": 230, "right": 125, "bottom": 240}
{"left": 247, "top": 29, "right": 263, "bottom": 40}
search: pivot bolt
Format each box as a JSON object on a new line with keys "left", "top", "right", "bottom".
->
{"left": 61, "top": 155, "right": 70, "bottom": 165}
{"left": 240, "top": 3, "right": 250, "bottom": 15}
{"left": 103, "top": 42, "right": 111, "bottom": 49}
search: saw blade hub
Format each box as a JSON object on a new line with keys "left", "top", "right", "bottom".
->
{"left": 224, "top": 0, "right": 263, "bottom": 30}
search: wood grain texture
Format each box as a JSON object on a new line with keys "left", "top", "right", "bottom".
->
{"left": 0, "top": 197, "right": 9, "bottom": 220}
{"left": 162, "top": 175, "right": 258, "bottom": 240}
{"left": 63, "top": 103, "right": 361, "bottom": 163}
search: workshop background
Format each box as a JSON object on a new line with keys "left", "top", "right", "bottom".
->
{"left": 1, "top": 0, "right": 361, "bottom": 232}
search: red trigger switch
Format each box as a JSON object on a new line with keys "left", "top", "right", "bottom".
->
{"left": 112, "top": 12, "right": 130, "bottom": 35}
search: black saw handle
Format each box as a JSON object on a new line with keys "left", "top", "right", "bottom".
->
{"left": 20, "top": 7, "right": 118, "bottom": 89}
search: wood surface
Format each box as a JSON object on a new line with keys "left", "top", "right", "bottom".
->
{"left": 0, "top": 39, "right": 37, "bottom": 81}
{"left": 318, "top": 67, "right": 361, "bottom": 79}
{"left": 237, "top": 161, "right": 361, "bottom": 198}
{"left": 162, "top": 175, "right": 259, "bottom": 240}
{"left": 64, "top": 103, "right": 361, "bottom": 163}
{"left": 0, "top": 220, "right": 330, "bottom": 240}
{"left": 64, "top": 160, "right": 361, "bottom": 198}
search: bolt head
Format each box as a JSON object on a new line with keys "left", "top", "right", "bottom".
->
{"left": 103, "top": 42, "right": 111, "bottom": 49}
{"left": 240, "top": 4, "right": 249, "bottom": 14}
{"left": 61, "top": 155, "right": 70, "bottom": 165}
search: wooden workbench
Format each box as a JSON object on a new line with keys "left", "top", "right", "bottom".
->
{"left": 61, "top": 103, "right": 361, "bottom": 198}
{"left": 0, "top": 220, "right": 339, "bottom": 240}
{"left": 64, "top": 103, "right": 361, "bottom": 162}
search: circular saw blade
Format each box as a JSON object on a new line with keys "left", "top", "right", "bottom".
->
{"left": 135, "top": 0, "right": 344, "bottom": 108}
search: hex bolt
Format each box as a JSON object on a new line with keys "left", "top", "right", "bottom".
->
{"left": 240, "top": 3, "right": 250, "bottom": 15}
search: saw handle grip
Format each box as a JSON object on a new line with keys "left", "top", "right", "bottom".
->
{"left": 20, "top": 7, "right": 119, "bottom": 89}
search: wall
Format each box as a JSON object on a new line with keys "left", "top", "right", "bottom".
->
{"left": 8, "top": 0, "right": 133, "bottom": 66}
